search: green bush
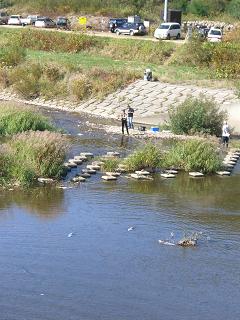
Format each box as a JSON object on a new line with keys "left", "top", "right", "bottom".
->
{"left": 4, "top": 131, "right": 68, "bottom": 186}
{"left": 0, "top": 104, "right": 57, "bottom": 135}
{"left": 227, "top": 0, "right": 240, "bottom": 19}
{"left": 124, "top": 143, "right": 162, "bottom": 171}
{"left": 0, "top": 45, "right": 26, "bottom": 67}
{"left": 169, "top": 96, "right": 227, "bottom": 136}
{"left": 101, "top": 158, "right": 120, "bottom": 172}
{"left": 69, "top": 74, "right": 92, "bottom": 100}
{"left": 162, "top": 139, "right": 222, "bottom": 173}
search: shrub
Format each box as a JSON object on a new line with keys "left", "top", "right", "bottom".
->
{"left": 162, "top": 139, "right": 222, "bottom": 173}
{"left": 227, "top": 0, "right": 240, "bottom": 19}
{"left": 0, "top": 104, "right": 57, "bottom": 135}
{"left": 69, "top": 74, "right": 92, "bottom": 100}
{"left": 5, "top": 131, "right": 68, "bottom": 186}
{"left": 124, "top": 143, "right": 162, "bottom": 171}
{"left": 101, "top": 158, "right": 120, "bottom": 172}
{"left": 169, "top": 96, "right": 227, "bottom": 136}
{"left": 0, "top": 45, "right": 26, "bottom": 67}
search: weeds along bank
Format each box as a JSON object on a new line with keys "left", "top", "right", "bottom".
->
{"left": 0, "top": 103, "right": 67, "bottom": 187}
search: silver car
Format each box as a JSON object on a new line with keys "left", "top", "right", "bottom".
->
{"left": 35, "top": 17, "right": 56, "bottom": 28}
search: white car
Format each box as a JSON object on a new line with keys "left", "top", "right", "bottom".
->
{"left": 207, "top": 28, "right": 223, "bottom": 42}
{"left": 154, "top": 22, "right": 181, "bottom": 40}
{"left": 8, "top": 15, "right": 23, "bottom": 25}
{"left": 35, "top": 17, "right": 56, "bottom": 28}
{"left": 21, "top": 15, "right": 41, "bottom": 26}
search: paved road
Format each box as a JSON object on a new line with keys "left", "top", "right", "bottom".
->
{"left": 0, "top": 24, "right": 185, "bottom": 44}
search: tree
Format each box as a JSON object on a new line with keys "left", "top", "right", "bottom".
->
{"left": 227, "top": 0, "right": 240, "bottom": 18}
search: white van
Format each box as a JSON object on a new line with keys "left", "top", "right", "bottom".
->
{"left": 207, "top": 28, "right": 223, "bottom": 42}
{"left": 154, "top": 22, "right": 181, "bottom": 40}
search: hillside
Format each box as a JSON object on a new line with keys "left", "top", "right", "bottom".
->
{"left": 3, "top": 0, "right": 240, "bottom": 21}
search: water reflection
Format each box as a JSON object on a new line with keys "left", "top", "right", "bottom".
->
{"left": 0, "top": 187, "right": 65, "bottom": 218}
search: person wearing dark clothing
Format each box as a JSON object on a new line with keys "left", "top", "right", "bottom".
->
{"left": 127, "top": 106, "right": 134, "bottom": 129}
{"left": 120, "top": 109, "right": 129, "bottom": 135}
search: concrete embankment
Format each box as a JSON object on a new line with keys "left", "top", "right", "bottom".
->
{"left": 0, "top": 80, "right": 240, "bottom": 133}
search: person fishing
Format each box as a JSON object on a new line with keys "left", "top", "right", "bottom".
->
{"left": 120, "top": 109, "right": 129, "bottom": 135}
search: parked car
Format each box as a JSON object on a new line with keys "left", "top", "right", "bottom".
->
{"left": 56, "top": 17, "right": 71, "bottom": 30}
{"left": 108, "top": 18, "right": 127, "bottom": 33}
{"left": 154, "top": 22, "right": 181, "bottom": 40}
{"left": 8, "top": 15, "right": 23, "bottom": 25}
{"left": 115, "top": 22, "right": 146, "bottom": 36}
{"left": 21, "top": 15, "right": 41, "bottom": 26}
{"left": 0, "top": 11, "right": 9, "bottom": 25}
{"left": 35, "top": 17, "right": 56, "bottom": 28}
{"left": 207, "top": 28, "right": 222, "bottom": 42}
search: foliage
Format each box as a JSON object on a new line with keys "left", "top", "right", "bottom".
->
{"left": 169, "top": 96, "right": 227, "bottom": 136}
{"left": 161, "top": 139, "right": 222, "bottom": 173}
{"left": 0, "top": 104, "right": 57, "bottom": 135}
{"left": 0, "top": 45, "right": 26, "bottom": 67}
{"left": 124, "top": 143, "right": 162, "bottom": 171}
{"left": 101, "top": 158, "right": 120, "bottom": 172}
{"left": 227, "top": 0, "right": 240, "bottom": 19}
{"left": 3, "top": 131, "right": 68, "bottom": 186}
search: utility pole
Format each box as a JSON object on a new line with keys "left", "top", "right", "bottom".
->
{"left": 163, "top": 0, "right": 168, "bottom": 22}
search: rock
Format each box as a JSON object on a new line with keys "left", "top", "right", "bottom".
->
{"left": 161, "top": 173, "right": 176, "bottom": 178}
{"left": 38, "top": 178, "right": 54, "bottom": 184}
{"left": 92, "top": 161, "right": 105, "bottom": 166}
{"left": 178, "top": 239, "right": 197, "bottom": 247}
{"left": 135, "top": 170, "right": 150, "bottom": 175}
{"left": 67, "top": 162, "right": 77, "bottom": 168}
{"left": 130, "top": 173, "right": 152, "bottom": 180}
{"left": 189, "top": 172, "right": 204, "bottom": 177}
{"left": 216, "top": 171, "right": 231, "bottom": 176}
{"left": 102, "top": 175, "right": 117, "bottom": 181}
{"left": 223, "top": 160, "right": 236, "bottom": 166}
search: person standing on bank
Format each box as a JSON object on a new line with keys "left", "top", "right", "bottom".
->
{"left": 120, "top": 109, "right": 129, "bottom": 135}
{"left": 222, "top": 120, "right": 230, "bottom": 148}
{"left": 127, "top": 105, "right": 134, "bottom": 129}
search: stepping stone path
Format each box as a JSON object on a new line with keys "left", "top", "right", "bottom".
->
{"left": 105, "top": 172, "right": 121, "bottom": 177}
{"left": 165, "top": 169, "right": 178, "bottom": 174}
{"left": 135, "top": 170, "right": 150, "bottom": 175}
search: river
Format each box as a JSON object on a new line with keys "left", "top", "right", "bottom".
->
{"left": 0, "top": 109, "right": 239, "bottom": 320}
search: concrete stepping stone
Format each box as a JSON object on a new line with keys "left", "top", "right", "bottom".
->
{"left": 130, "top": 173, "right": 152, "bottom": 180}
{"left": 80, "top": 152, "right": 94, "bottom": 158}
{"left": 216, "top": 171, "right": 231, "bottom": 176}
{"left": 165, "top": 169, "right": 178, "bottom": 174}
{"left": 92, "top": 161, "right": 105, "bottom": 166}
{"left": 107, "top": 151, "right": 120, "bottom": 157}
{"left": 82, "top": 168, "right": 96, "bottom": 174}
{"left": 38, "top": 178, "right": 54, "bottom": 184}
{"left": 135, "top": 170, "right": 150, "bottom": 175}
{"left": 223, "top": 160, "right": 236, "bottom": 166}
{"left": 87, "top": 164, "right": 101, "bottom": 170}
{"left": 72, "top": 176, "right": 86, "bottom": 182}
{"left": 71, "top": 159, "right": 83, "bottom": 165}
{"left": 102, "top": 175, "right": 117, "bottom": 181}
{"left": 161, "top": 173, "right": 176, "bottom": 178}
{"left": 81, "top": 173, "right": 91, "bottom": 178}
{"left": 66, "top": 162, "right": 77, "bottom": 168}
{"left": 189, "top": 172, "right": 204, "bottom": 177}
{"left": 105, "top": 172, "right": 121, "bottom": 177}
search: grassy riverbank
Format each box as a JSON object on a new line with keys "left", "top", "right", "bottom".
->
{"left": 0, "top": 27, "right": 238, "bottom": 103}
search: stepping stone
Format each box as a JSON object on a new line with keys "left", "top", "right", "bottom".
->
{"left": 38, "top": 178, "right": 54, "bottom": 184}
{"left": 63, "top": 163, "right": 71, "bottom": 170}
{"left": 87, "top": 164, "right": 101, "bottom": 170}
{"left": 71, "top": 159, "right": 83, "bottom": 165}
{"left": 216, "top": 171, "right": 231, "bottom": 176}
{"left": 223, "top": 160, "right": 236, "bottom": 166}
{"left": 130, "top": 173, "right": 152, "bottom": 180}
{"left": 77, "top": 155, "right": 88, "bottom": 161}
{"left": 223, "top": 164, "right": 234, "bottom": 169}
{"left": 105, "top": 172, "right": 121, "bottom": 177}
{"left": 92, "top": 161, "right": 104, "bottom": 166}
{"left": 189, "top": 172, "right": 204, "bottom": 177}
{"left": 161, "top": 173, "right": 176, "bottom": 178}
{"left": 72, "top": 176, "right": 86, "bottom": 182}
{"left": 102, "top": 175, "right": 117, "bottom": 181}
{"left": 165, "top": 169, "right": 178, "bottom": 174}
{"left": 224, "top": 157, "right": 238, "bottom": 162}
{"left": 81, "top": 173, "right": 91, "bottom": 178}
{"left": 67, "top": 162, "right": 77, "bottom": 168}
{"left": 80, "top": 152, "right": 94, "bottom": 158}
{"left": 107, "top": 151, "right": 120, "bottom": 157}
{"left": 82, "top": 168, "right": 96, "bottom": 174}
{"left": 135, "top": 170, "right": 150, "bottom": 175}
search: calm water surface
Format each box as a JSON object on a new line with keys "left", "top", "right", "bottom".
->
{"left": 0, "top": 110, "right": 239, "bottom": 320}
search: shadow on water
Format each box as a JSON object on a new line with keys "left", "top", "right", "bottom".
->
{"left": 0, "top": 187, "right": 65, "bottom": 219}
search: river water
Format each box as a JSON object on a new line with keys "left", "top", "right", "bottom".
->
{"left": 0, "top": 109, "right": 239, "bottom": 320}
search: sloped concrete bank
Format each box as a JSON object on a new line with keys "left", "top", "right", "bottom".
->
{"left": 0, "top": 80, "right": 240, "bottom": 133}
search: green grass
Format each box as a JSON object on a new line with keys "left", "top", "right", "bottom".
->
{"left": 0, "top": 104, "right": 57, "bottom": 135}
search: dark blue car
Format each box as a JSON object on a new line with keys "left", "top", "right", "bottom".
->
{"left": 115, "top": 22, "right": 146, "bottom": 36}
